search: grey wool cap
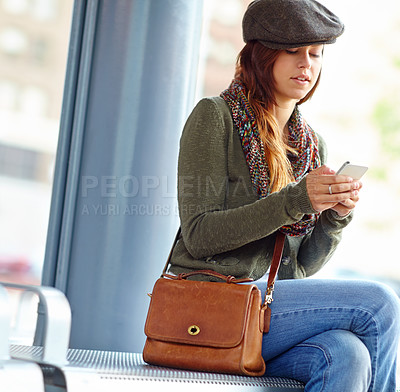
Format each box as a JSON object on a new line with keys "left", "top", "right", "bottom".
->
{"left": 242, "top": 0, "right": 344, "bottom": 49}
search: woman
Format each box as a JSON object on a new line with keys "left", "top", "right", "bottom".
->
{"left": 169, "top": 0, "right": 400, "bottom": 390}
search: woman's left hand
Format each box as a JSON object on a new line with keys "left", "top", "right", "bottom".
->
{"left": 330, "top": 186, "right": 362, "bottom": 216}
{"left": 306, "top": 165, "right": 362, "bottom": 214}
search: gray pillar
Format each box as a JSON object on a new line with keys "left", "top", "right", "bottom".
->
{"left": 42, "top": 0, "right": 203, "bottom": 352}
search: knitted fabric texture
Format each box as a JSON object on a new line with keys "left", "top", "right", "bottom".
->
{"left": 220, "top": 79, "right": 321, "bottom": 237}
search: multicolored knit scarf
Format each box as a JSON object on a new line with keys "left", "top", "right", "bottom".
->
{"left": 220, "top": 79, "right": 321, "bottom": 237}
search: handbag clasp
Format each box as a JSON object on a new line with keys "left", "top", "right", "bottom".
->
{"left": 188, "top": 325, "right": 200, "bottom": 336}
{"left": 264, "top": 284, "right": 275, "bottom": 305}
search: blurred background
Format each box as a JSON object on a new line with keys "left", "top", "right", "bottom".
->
{"left": 0, "top": 0, "right": 399, "bottom": 360}
{"left": 0, "top": 0, "right": 73, "bottom": 284}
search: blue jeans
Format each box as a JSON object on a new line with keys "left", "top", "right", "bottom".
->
{"left": 254, "top": 278, "right": 400, "bottom": 391}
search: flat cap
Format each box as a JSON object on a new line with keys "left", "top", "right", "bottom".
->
{"left": 243, "top": 0, "right": 344, "bottom": 49}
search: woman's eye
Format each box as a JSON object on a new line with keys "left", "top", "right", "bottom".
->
{"left": 310, "top": 53, "right": 322, "bottom": 58}
{"left": 285, "top": 50, "right": 297, "bottom": 55}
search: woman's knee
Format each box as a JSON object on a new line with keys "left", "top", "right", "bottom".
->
{"left": 362, "top": 280, "right": 400, "bottom": 334}
{"left": 374, "top": 281, "right": 400, "bottom": 317}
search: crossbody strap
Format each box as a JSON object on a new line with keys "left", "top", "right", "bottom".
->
{"left": 161, "top": 227, "right": 182, "bottom": 276}
{"left": 263, "top": 231, "right": 286, "bottom": 307}
{"left": 262, "top": 230, "right": 286, "bottom": 333}
{"left": 162, "top": 228, "right": 286, "bottom": 291}
{"left": 161, "top": 227, "right": 286, "bottom": 334}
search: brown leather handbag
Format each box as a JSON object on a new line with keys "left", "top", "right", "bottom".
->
{"left": 143, "top": 230, "right": 285, "bottom": 376}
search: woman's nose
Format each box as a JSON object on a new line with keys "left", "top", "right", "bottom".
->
{"left": 299, "top": 54, "right": 312, "bottom": 69}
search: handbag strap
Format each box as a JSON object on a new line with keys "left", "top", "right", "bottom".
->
{"left": 161, "top": 227, "right": 182, "bottom": 276}
{"left": 162, "top": 227, "right": 286, "bottom": 296}
{"left": 163, "top": 269, "right": 253, "bottom": 283}
{"left": 263, "top": 231, "right": 286, "bottom": 307}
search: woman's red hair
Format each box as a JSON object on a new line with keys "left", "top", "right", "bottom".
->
{"left": 235, "top": 41, "right": 321, "bottom": 192}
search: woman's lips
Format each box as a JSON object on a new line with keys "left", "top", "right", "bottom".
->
{"left": 291, "top": 75, "right": 311, "bottom": 84}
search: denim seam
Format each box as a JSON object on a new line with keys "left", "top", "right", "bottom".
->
{"left": 271, "top": 305, "right": 376, "bottom": 317}
{"left": 296, "top": 342, "right": 331, "bottom": 392}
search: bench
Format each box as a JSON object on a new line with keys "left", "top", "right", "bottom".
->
{"left": 3, "top": 282, "right": 305, "bottom": 391}
{"left": 0, "top": 284, "right": 45, "bottom": 391}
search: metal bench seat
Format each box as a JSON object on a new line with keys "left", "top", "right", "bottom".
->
{"left": 11, "top": 345, "right": 305, "bottom": 391}
{"left": 3, "top": 282, "right": 304, "bottom": 391}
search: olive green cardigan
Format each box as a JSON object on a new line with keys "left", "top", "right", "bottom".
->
{"left": 169, "top": 97, "right": 353, "bottom": 280}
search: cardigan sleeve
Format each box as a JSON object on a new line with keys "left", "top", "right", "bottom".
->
{"left": 178, "top": 97, "right": 322, "bottom": 259}
{"left": 291, "top": 133, "right": 354, "bottom": 277}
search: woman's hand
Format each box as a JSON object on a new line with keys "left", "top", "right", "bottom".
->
{"left": 329, "top": 195, "right": 360, "bottom": 216}
{"left": 306, "top": 165, "right": 362, "bottom": 215}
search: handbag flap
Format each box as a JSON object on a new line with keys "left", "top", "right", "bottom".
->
{"left": 145, "top": 277, "right": 259, "bottom": 348}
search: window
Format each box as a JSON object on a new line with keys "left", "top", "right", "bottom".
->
{"left": 0, "top": 1, "right": 73, "bottom": 286}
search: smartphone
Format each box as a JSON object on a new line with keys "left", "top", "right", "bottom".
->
{"left": 336, "top": 161, "right": 368, "bottom": 180}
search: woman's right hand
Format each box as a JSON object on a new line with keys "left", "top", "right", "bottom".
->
{"left": 306, "top": 165, "right": 361, "bottom": 213}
